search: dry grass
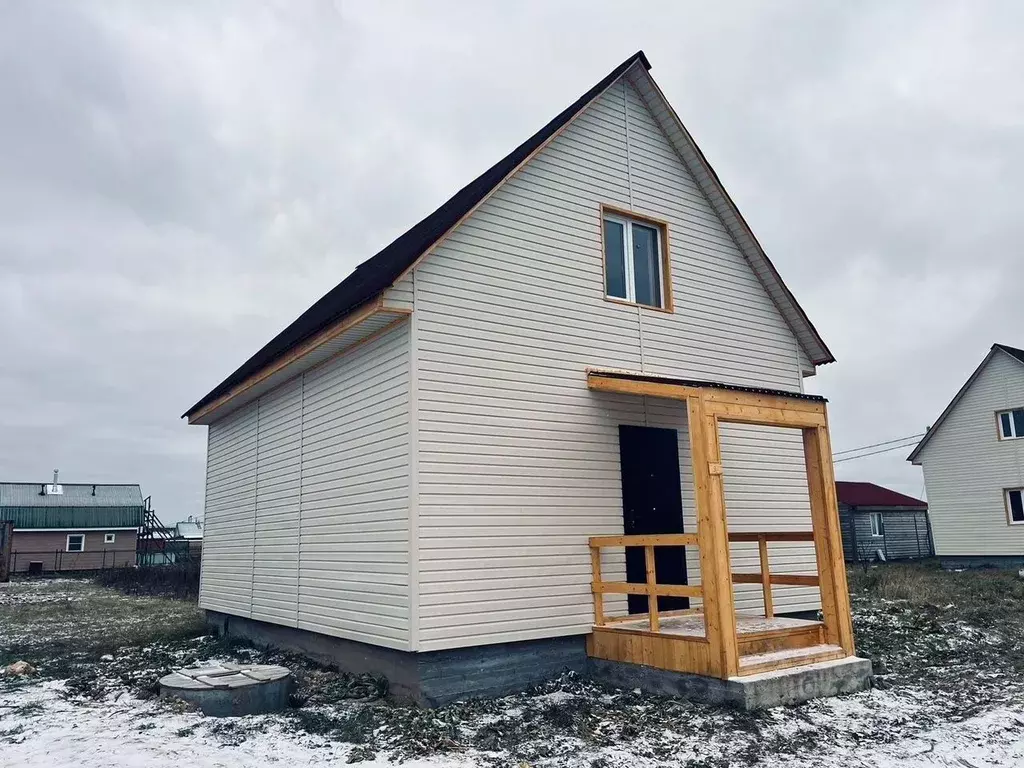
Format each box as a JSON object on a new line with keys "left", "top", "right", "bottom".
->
{"left": 847, "top": 560, "right": 1024, "bottom": 628}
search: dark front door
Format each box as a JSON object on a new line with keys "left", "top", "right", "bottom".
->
{"left": 618, "top": 425, "right": 688, "bottom": 613}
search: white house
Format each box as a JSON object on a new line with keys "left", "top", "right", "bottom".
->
{"left": 185, "top": 52, "right": 865, "bottom": 707}
{"left": 908, "top": 343, "right": 1024, "bottom": 566}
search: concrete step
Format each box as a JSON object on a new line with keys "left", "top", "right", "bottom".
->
{"left": 738, "top": 643, "right": 847, "bottom": 676}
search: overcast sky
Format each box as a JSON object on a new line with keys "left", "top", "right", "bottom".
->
{"left": 2, "top": 1, "right": 1022, "bottom": 520}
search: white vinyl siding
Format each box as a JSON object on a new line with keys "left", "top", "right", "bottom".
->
{"left": 252, "top": 376, "right": 302, "bottom": 625}
{"left": 412, "top": 77, "right": 817, "bottom": 651}
{"left": 200, "top": 321, "right": 411, "bottom": 648}
{"left": 917, "top": 350, "right": 1024, "bottom": 555}
{"left": 382, "top": 271, "right": 415, "bottom": 311}
{"left": 200, "top": 402, "right": 258, "bottom": 615}
{"left": 299, "top": 320, "right": 410, "bottom": 647}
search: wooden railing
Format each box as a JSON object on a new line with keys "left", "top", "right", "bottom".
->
{"left": 589, "top": 534, "right": 703, "bottom": 632}
{"left": 728, "top": 531, "right": 818, "bottom": 618}
{"left": 589, "top": 531, "right": 820, "bottom": 633}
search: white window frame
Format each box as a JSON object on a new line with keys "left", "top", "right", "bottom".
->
{"left": 104, "top": 533, "right": 116, "bottom": 544}
{"left": 66, "top": 534, "right": 85, "bottom": 553}
{"left": 603, "top": 212, "right": 666, "bottom": 309}
{"left": 997, "top": 408, "right": 1024, "bottom": 439}
{"left": 1006, "top": 488, "right": 1024, "bottom": 526}
{"left": 869, "top": 513, "right": 884, "bottom": 538}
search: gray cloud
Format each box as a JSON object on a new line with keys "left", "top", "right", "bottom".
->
{"left": 1, "top": 0, "right": 1020, "bottom": 517}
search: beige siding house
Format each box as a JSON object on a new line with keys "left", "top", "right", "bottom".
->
{"left": 185, "top": 52, "right": 854, "bottom": 705}
{"left": 909, "top": 343, "right": 1024, "bottom": 565}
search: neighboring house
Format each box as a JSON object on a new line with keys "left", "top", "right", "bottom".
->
{"left": 909, "top": 343, "right": 1024, "bottom": 567}
{"left": 835, "top": 481, "right": 932, "bottom": 562}
{"left": 137, "top": 516, "right": 203, "bottom": 565}
{"left": 0, "top": 476, "right": 144, "bottom": 573}
{"left": 175, "top": 517, "right": 203, "bottom": 559}
{"left": 185, "top": 52, "right": 864, "bottom": 706}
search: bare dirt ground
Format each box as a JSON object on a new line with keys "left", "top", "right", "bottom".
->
{"left": 2, "top": 564, "right": 1024, "bottom": 767}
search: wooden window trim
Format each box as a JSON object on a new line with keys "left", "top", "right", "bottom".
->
{"left": 995, "top": 408, "right": 1024, "bottom": 441}
{"left": 1003, "top": 487, "right": 1024, "bottom": 526}
{"left": 104, "top": 533, "right": 116, "bottom": 544}
{"left": 599, "top": 204, "right": 674, "bottom": 313}
{"left": 66, "top": 533, "right": 85, "bottom": 552}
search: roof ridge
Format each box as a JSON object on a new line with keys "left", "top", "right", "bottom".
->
{"left": 185, "top": 51, "right": 650, "bottom": 418}
{"left": 994, "top": 342, "right": 1024, "bottom": 364}
{"left": 186, "top": 49, "right": 831, "bottom": 420}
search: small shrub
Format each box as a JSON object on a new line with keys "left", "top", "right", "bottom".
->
{"left": 93, "top": 562, "right": 200, "bottom": 601}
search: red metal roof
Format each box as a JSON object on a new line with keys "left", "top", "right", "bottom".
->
{"left": 835, "top": 481, "right": 926, "bottom": 508}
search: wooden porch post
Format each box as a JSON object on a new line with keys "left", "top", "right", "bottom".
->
{"left": 687, "top": 395, "right": 739, "bottom": 678}
{"left": 803, "top": 419, "right": 855, "bottom": 655}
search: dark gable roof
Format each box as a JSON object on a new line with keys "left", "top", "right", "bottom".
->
{"left": 185, "top": 52, "right": 652, "bottom": 418}
{"left": 835, "top": 481, "right": 926, "bottom": 508}
{"left": 908, "top": 343, "right": 1024, "bottom": 462}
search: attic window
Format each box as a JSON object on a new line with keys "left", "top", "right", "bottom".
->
{"left": 997, "top": 409, "right": 1024, "bottom": 439}
{"left": 1006, "top": 489, "right": 1024, "bottom": 525}
{"left": 602, "top": 208, "right": 670, "bottom": 310}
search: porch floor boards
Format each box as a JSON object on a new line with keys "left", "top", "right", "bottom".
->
{"left": 609, "top": 613, "right": 820, "bottom": 640}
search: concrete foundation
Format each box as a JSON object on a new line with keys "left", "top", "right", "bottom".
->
{"left": 208, "top": 611, "right": 870, "bottom": 710}
{"left": 207, "top": 611, "right": 587, "bottom": 706}
{"left": 589, "top": 656, "right": 873, "bottom": 709}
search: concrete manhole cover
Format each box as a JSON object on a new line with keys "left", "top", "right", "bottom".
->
{"left": 159, "top": 662, "right": 292, "bottom": 716}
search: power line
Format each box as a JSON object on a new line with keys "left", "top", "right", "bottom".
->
{"left": 832, "top": 433, "right": 925, "bottom": 457}
{"left": 833, "top": 440, "right": 922, "bottom": 463}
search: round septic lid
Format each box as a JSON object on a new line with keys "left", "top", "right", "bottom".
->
{"left": 159, "top": 663, "right": 292, "bottom": 716}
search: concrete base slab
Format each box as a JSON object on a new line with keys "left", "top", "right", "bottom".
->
{"left": 206, "top": 610, "right": 587, "bottom": 707}
{"left": 588, "top": 656, "right": 872, "bottom": 710}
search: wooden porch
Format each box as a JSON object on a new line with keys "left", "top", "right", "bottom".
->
{"left": 585, "top": 370, "right": 855, "bottom": 679}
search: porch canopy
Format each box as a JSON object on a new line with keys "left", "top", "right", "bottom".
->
{"left": 585, "top": 368, "right": 854, "bottom": 679}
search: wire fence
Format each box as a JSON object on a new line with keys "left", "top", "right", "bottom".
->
{"left": 9, "top": 548, "right": 139, "bottom": 575}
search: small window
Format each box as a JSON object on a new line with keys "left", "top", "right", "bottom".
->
{"left": 997, "top": 409, "right": 1024, "bottom": 439}
{"left": 66, "top": 534, "right": 85, "bottom": 553}
{"left": 104, "top": 533, "right": 116, "bottom": 544}
{"left": 603, "top": 210, "right": 668, "bottom": 309}
{"left": 869, "top": 513, "right": 884, "bottom": 537}
{"left": 1006, "top": 489, "right": 1024, "bottom": 525}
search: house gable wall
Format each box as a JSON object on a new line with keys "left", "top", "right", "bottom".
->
{"left": 917, "top": 351, "right": 1024, "bottom": 556}
{"left": 410, "top": 76, "right": 817, "bottom": 652}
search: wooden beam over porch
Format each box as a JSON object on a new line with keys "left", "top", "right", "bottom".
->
{"left": 586, "top": 369, "right": 827, "bottom": 427}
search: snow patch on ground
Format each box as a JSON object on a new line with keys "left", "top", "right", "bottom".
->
{"left": 0, "top": 683, "right": 471, "bottom": 768}
{"left": 5, "top": 570, "right": 1024, "bottom": 766}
